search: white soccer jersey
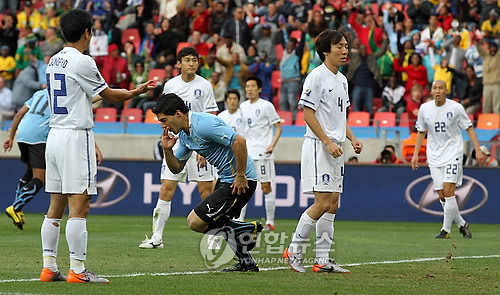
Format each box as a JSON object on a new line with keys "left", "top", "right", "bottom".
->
{"left": 240, "top": 98, "right": 281, "bottom": 159}
{"left": 46, "top": 47, "right": 108, "bottom": 129}
{"left": 416, "top": 99, "right": 472, "bottom": 167}
{"left": 298, "top": 64, "right": 350, "bottom": 143}
{"left": 218, "top": 109, "right": 245, "bottom": 135}
{"left": 162, "top": 75, "right": 218, "bottom": 112}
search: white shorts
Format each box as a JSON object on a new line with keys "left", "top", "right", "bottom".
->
{"left": 253, "top": 159, "right": 276, "bottom": 183}
{"left": 301, "top": 137, "right": 344, "bottom": 194}
{"left": 429, "top": 160, "right": 463, "bottom": 191}
{"left": 45, "top": 128, "right": 97, "bottom": 195}
{"left": 161, "top": 152, "right": 216, "bottom": 182}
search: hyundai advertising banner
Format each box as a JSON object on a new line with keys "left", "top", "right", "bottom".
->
{"left": 0, "top": 159, "right": 498, "bottom": 223}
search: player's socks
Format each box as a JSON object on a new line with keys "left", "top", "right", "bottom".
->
{"left": 315, "top": 213, "right": 335, "bottom": 265}
{"left": 66, "top": 218, "right": 87, "bottom": 273}
{"left": 41, "top": 216, "right": 61, "bottom": 272}
{"left": 440, "top": 199, "right": 466, "bottom": 227}
{"left": 264, "top": 191, "right": 276, "bottom": 226}
{"left": 152, "top": 200, "right": 171, "bottom": 241}
{"left": 442, "top": 196, "right": 458, "bottom": 233}
{"left": 289, "top": 211, "right": 317, "bottom": 254}
{"left": 12, "top": 178, "right": 43, "bottom": 212}
{"left": 235, "top": 204, "right": 247, "bottom": 221}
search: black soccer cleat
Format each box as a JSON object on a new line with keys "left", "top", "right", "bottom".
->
{"left": 221, "top": 262, "right": 259, "bottom": 272}
{"left": 459, "top": 223, "right": 472, "bottom": 239}
{"left": 247, "top": 221, "right": 263, "bottom": 252}
{"left": 435, "top": 230, "right": 450, "bottom": 239}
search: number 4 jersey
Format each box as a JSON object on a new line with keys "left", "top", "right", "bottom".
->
{"left": 416, "top": 99, "right": 472, "bottom": 167}
{"left": 46, "top": 47, "right": 108, "bottom": 129}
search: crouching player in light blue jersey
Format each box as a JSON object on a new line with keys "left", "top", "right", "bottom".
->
{"left": 153, "top": 93, "right": 264, "bottom": 272}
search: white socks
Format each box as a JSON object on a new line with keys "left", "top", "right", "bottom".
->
{"left": 440, "top": 197, "right": 466, "bottom": 231}
{"left": 152, "top": 200, "right": 171, "bottom": 241}
{"left": 235, "top": 204, "right": 247, "bottom": 222}
{"left": 41, "top": 216, "right": 61, "bottom": 272}
{"left": 442, "top": 196, "right": 461, "bottom": 233}
{"left": 264, "top": 191, "right": 276, "bottom": 225}
{"left": 315, "top": 213, "right": 335, "bottom": 265}
{"left": 66, "top": 218, "right": 87, "bottom": 274}
{"left": 290, "top": 211, "right": 317, "bottom": 254}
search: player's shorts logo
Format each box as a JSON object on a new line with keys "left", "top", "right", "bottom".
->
{"left": 90, "top": 166, "right": 132, "bottom": 208}
{"left": 405, "top": 175, "right": 488, "bottom": 216}
{"left": 321, "top": 173, "right": 330, "bottom": 185}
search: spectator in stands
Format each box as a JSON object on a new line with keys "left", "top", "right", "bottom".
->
{"left": 216, "top": 52, "right": 249, "bottom": 100}
{"left": 460, "top": 0, "right": 482, "bottom": 26}
{"left": 428, "top": 47, "right": 453, "bottom": 96}
{"left": 40, "top": 27, "right": 63, "bottom": 58}
{"left": 394, "top": 52, "right": 428, "bottom": 95}
{"left": 221, "top": 6, "right": 252, "bottom": 50}
{"left": 0, "top": 13, "right": 18, "bottom": 57}
{"left": 211, "top": 71, "right": 226, "bottom": 112}
{"left": 244, "top": 1, "right": 260, "bottom": 29}
{"left": 348, "top": 3, "right": 383, "bottom": 54}
{"left": 139, "top": 20, "right": 155, "bottom": 59}
{"left": 304, "top": 28, "right": 322, "bottom": 74}
{"left": 263, "top": 2, "right": 287, "bottom": 27}
{"left": 443, "top": 35, "right": 466, "bottom": 73}
{"left": 400, "top": 18, "right": 420, "bottom": 47}
{"left": 188, "top": 0, "right": 211, "bottom": 39}
{"left": 347, "top": 35, "right": 389, "bottom": 114}
{"left": 159, "top": 0, "right": 179, "bottom": 20}
{"left": 0, "top": 0, "right": 17, "bottom": 14}
{"left": 379, "top": 76, "right": 406, "bottom": 120}
{"left": 383, "top": 3, "right": 404, "bottom": 55}
{"left": 435, "top": 4, "right": 454, "bottom": 31}
{"left": 0, "top": 76, "right": 14, "bottom": 120}
{"left": 406, "top": 83, "right": 424, "bottom": 131}
{"left": 215, "top": 33, "right": 247, "bottom": 82}
{"left": 170, "top": 2, "right": 190, "bottom": 41}
{"left": 154, "top": 18, "right": 179, "bottom": 67}
{"left": 401, "top": 126, "right": 427, "bottom": 162}
{"left": 15, "top": 34, "right": 43, "bottom": 71}
{"left": 308, "top": 9, "right": 328, "bottom": 35}
{"left": 288, "top": 0, "right": 312, "bottom": 28}
{"left": 12, "top": 56, "right": 45, "bottom": 108}
{"left": 481, "top": 9, "right": 500, "bottom": 42}
{"left": 40, "top": 1, "right": 60, "bottom": 32}
{"left": 0, "top": 45, "right": 16, "bottom": 89}
{"left": 84, "top": 0, "right": 113, "bottom": 18}
{"left": 407, "top": 0, "right": 433, "bottom": 30}
{"left": 347, "top": 156, "right": 359, "bottom": 163}
{"left": 210, "top": 1, "right": 228, "bottom": 35}
{"left": 191, "top": 30, "right": 210, "bottom": 58}
{"left": 89, "top": 18, "right": 109, "bottom": 58}
{"left": 475, "top": 40, "right": 500, "bottom": 114}
{"left": 480, "top": 0, "right": 499, "bottom": 23}
{"left": 200, "top": 52, "right": 216, "bottom": 79}
{"left": 465, "top": 35, "right": 484, "bottom": 78}
{"left": 254, "top": 23, "right": 278, "bottom": 65}
{"left": 249, "top": 51, "right": 274, "bottom": 101}
{"left": 127, "top": 43, "right": 151, "bottom": 110}
{"left": 472, "top": 146, "right": 499, "bottom": 167}
{"left": 16, "top": 0, "right": 42, "bottom": 37}
{"left": 374, "top": 145, "right": 403, "bottom": 164}
{"left": 100, "top": 44, "right": 131, "bottom": 113}
{"left": 421, "top": 15, "right": 445, "bottom": 46}
{"left": 246, "top": 44, "right": 258, "bottom": 65}
{"left": 279, "top": 37, "right": 301, "bottom": 124}
{"left": 455, "top": 65, "right": 483, "bottom": 114}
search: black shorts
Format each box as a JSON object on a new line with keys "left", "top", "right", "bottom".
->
{"left": 194, "top": 179, "right": 257, "bottom": 225}
{"left": 18, "top": 142, "right": 46, "bottom": 169}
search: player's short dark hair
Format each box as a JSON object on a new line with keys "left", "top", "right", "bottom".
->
{"left": 60, "top": 9, "right": 93, "bottom": 43}
{"left": 225, "top": 89, "right": 241, "bottom": 101}
{"left": 315, "top": 29, "right": 347, "bottom": 62}
{"left": 246, "top": 76, "right": 262, "bottom": 89}
{"left": 177, "top": 47, "right": 199, "bottom": 62}
{"left": 153, "top": 93, "right": 189, "bottom": 116}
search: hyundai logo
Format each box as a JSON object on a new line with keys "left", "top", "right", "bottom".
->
{"left": 91, "top": 166, "right": 131, "bottom": 208}
{"left": 405, "top": 175, "right": 488, "bottom": 216}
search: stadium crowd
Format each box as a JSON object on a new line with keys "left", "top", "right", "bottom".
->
{"left": 0, "top": 0, "right": 499, "bottom": 125}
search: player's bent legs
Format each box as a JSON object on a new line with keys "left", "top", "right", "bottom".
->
{"left": 197, "top": 180, "right": 214, "bottom": 200}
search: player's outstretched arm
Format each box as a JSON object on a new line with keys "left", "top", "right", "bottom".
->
{"left": 411, "top": 131, "right": 426, "bottom": 170}
{"left": 303, "top": 106, "right": 342, "bottom": 158}
{"left": 99, "top": 80, "right": 154, "bottom": 104}
{"left": 466, "top": 126, "right": 486, "bottom": 165}
{"left": 346, "top": 124, "right": 363, "bottom": 154}
{"left": 231, "top": 134, "right": 249, "bottom": 195}
{"left": 3, "top": 105, "right": 29, "bottom": 152}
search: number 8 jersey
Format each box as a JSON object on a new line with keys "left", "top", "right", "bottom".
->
{"left": 416, "top": 99, "right": 472, "bottom": 167}
{"left": 46, "top": 47, "right": 108, "bottom": 129}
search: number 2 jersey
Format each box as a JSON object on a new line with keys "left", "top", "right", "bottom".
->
{"left": 416, "top": 99, "right": 472, "bottom": 167}
{"left": 46, "top": 47, "right": 108, "bottom": 129}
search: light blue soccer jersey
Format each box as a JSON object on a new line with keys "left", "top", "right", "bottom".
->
{"left": 175, "top": 112, "right": 257, "bottom": 183}
{"left": 17, "top": 89, "right": 50, "bottom": 144}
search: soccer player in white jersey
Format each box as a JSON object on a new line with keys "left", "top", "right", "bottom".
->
{"left": 42, "top": 9, "right": 152, "bottom": 283}
{"left": 239, "top": 76, "right": 282, "bottom": 231}
{"left": 139, "top": 47, "right": 219, "bottom": 249}
{"left": 411, "top": 80, "right": 485, "bottom": 239}
{"left": 283, "top": 29, "right": 363, "bottom": 273}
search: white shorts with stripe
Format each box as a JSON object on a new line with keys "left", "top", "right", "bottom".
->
{"left": 45, "top": 128, "right": 97, "bottom": 195}
{"left": 253, "top": 159, "right": 276, "bottom": 183}
{"left": 301, "top": 137, "right": 344, "bottom": 194}
{"left": 429, "top": 159, "right": 463, "bottom": 191}
{"left": 161, "top": 152, "right": 216, "bottom": 182}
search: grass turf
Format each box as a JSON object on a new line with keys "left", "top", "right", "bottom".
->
{"left": 0, "top": 214, "right": 499, "bottom": 295}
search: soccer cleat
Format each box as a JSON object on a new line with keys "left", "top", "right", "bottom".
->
{"left": 5, "top": 206, "right": 23, "bottom": 230}
{"left": 263, "top": 223, "right": 275, "bottom": 231}
{"left": 313, "top": 259, "right": 351, "bottom": 274}
{"left": 435, "top": 230, "right": 450, "bottom": 239}
{"left": 245, "top": 221, "right": 263, "bottom": 252}
{"left": 459, "top": 223, "right": 472, "bottom": 239}
{"left": 283, "top": 247, "right": 305, "bottom": 273}
{"left": 220, "top": 262, "right": 259, "bottom": 272}
{"left": 139, "top": 234, "right": 164, "bottom": 249}
{"left": 18, "top": 210, "right": 25, "bottom": 224}
{"left": 40, "top": 268, "right": 67, "bottom": 282}
{"left": 67, "top": 269, "right": 109, "bottom": 283}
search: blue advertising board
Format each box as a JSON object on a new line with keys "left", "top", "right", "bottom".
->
{"left": 0, "top": 159, "right": 498, "bottom": 223}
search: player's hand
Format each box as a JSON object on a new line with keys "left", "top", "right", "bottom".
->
{"left": 3, "top": 138, "right": 13, "bottom": 152}
{"left": 135, "top": 80, "right": 155, "bottom": 95}
{"left": 351, "top": 138, "right": 363, "bottom": 154}
{"left": 231, "top": 175, "right": 249, "bottom": 195}
{"left": 265, "top": 145, "right": 274, "bottom": 154}
{"left": 326, "top": 141, "right": 343, "bottom": 158}
{"left": 411, "top": 154, "right": 419, "bottom": 170}
{"left": 96, "top": 147, "right": 103, "bottom": 165}
{"left": 196, "top": 154, "right": 207, "bottom": 168}
{"left": 162, "top": 127, "right": 178, "bottom": 150}
{"left": 475, "top": 149, "right": 486, "bottom": 166}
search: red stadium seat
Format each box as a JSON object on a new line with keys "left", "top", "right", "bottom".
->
{"left": 275, "top": 44, "right": 284, "bottom": 62}
{"left": 148, "top": 68, "right": 166, "bottom": 82}
{"left": 373, "top": 112, "right": 396, "bottom": 127}
{"left": 399, "top": 112, "right": 410, "bottom": 127}
{"left": 271, "top": 70, "right": 282, "bottom": 90}
{"left": 467, "top": 113, "right": 475, "bottom": 126}
{"left": 95, "top": 108, "right": 118, "bottom": 122}
{"left": 144, "top": 109, "right": 160, "bottom": 124}
{"left": 121, "top": 108, "right": 143, "bottom": 123}
{"left": 290, "top": 30, "right": 302, "bottom": 42}
{"left": 372, "top": 97, "right": 382, "bottom": 113}
{"left": 477, "top": 114, "right": 500, "bottom": 129}
{"left": 278, "top": 111, "right": 293, "bottom": 125}
{"left": 121, "top": 28, "right": 140, "bottom": 54}
{"left": 176, "top": 42, "right": 192, "bottom": 54}
{"left": 295, "top": 111, "right": 306, "bottom": 126}
{"left": 347, "top": 112, "right": 370, "bottom": 127}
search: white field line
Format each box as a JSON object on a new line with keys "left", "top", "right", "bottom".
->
{"left": 0, "top": 254, "right": 498, "bottom": 283}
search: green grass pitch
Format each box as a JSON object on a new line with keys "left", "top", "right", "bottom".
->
{"left": 1, "top": 214, "right": 499, "bottom": 295}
